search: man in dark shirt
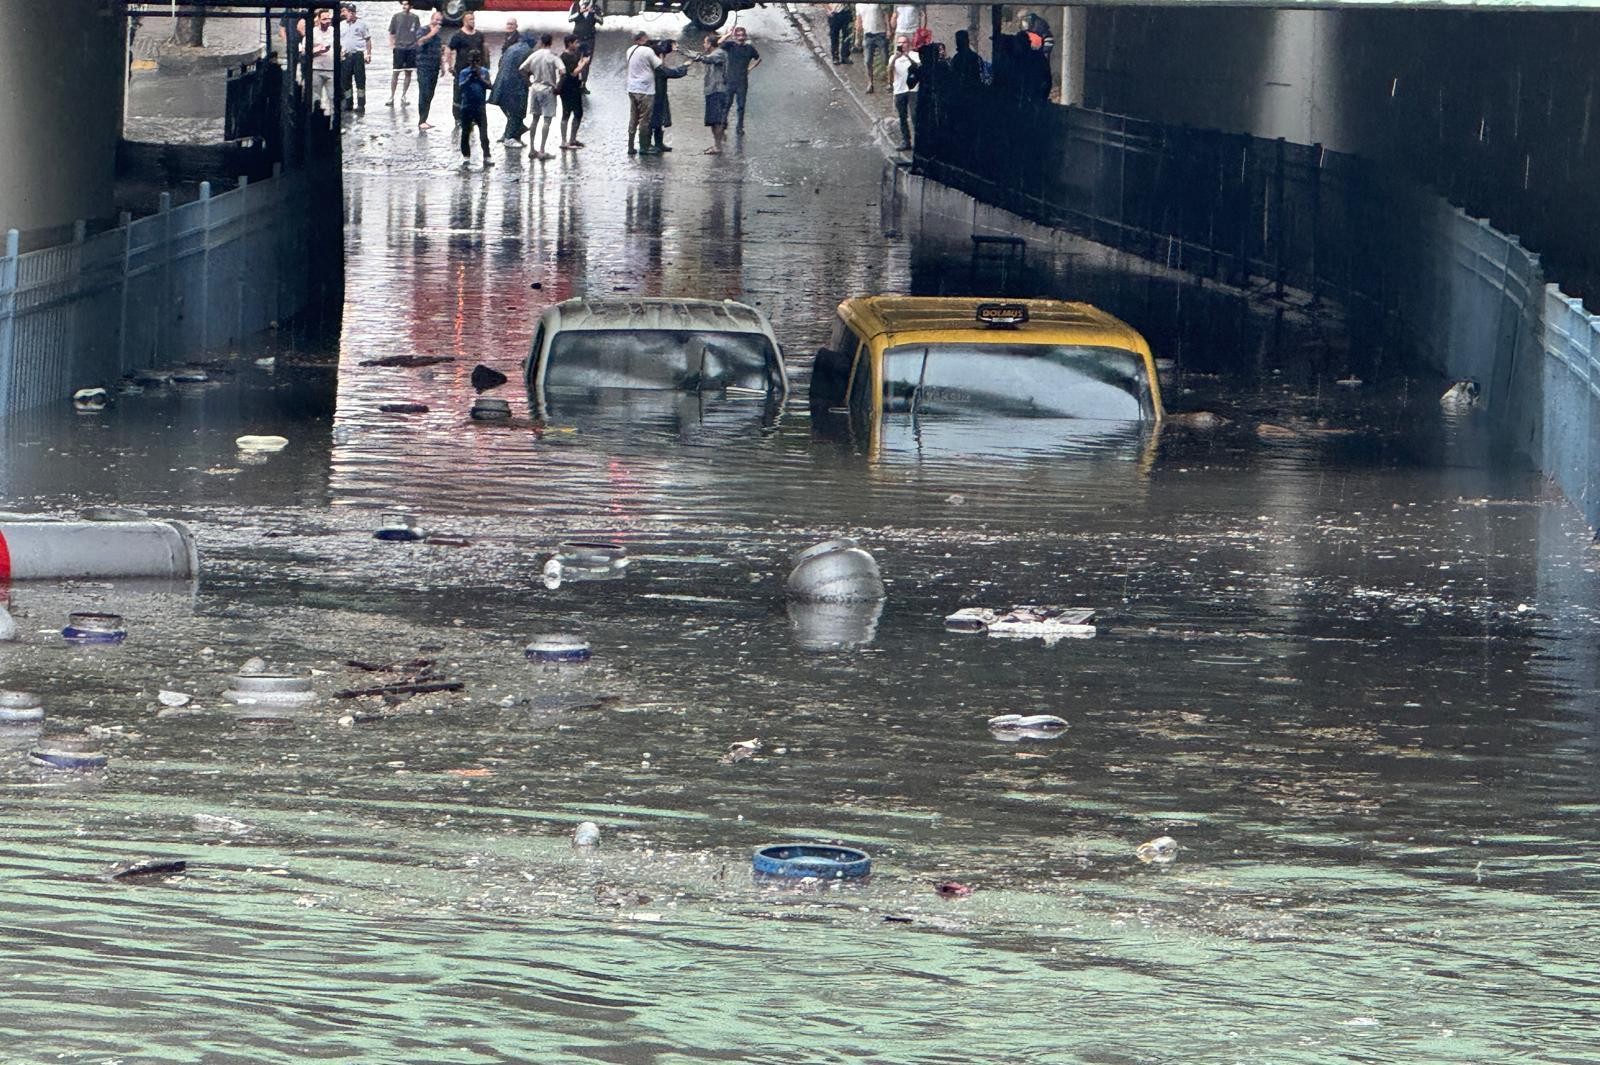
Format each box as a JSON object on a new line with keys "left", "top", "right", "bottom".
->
{"left": 718, "top": 25, "right": 760, "bottom": 136}
{"left": 446, "top": 12, "right": 487, "bottom": 122}
{"left": 948, "top": 29, "right": 982, "bottom": 87}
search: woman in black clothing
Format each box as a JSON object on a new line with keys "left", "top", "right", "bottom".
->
{"left": 646, "top": 39, "right": 690, "bottom": 154}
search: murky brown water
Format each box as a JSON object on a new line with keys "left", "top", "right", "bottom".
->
{"left": 2, "top": 7, "right": 1599, "bottom": 1062}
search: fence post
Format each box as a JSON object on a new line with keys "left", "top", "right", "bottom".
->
{"left": 199, "top": 180, "right": 212, "bottom": 354}
{"left": 117, "top": 211, "right": 132, "bottom": 373}
{"left": 0, "top": 230, "right": 19, "bottom": 412}
{"left": 158, "top": 191, "right": 172, "bottom": 364}
{"left": 1309, "top": 143, "right": 1322, "bottom": 308}
{"left": 1273, "top": 137, "right": 1287, "bottom": 300}
{"left": 237, "top": 175, "right": 249, "bottom": 346}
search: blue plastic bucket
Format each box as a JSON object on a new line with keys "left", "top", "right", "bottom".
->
{"left": 753, "top": 843, "right": 871, "bottom": 879}
{"left": 62, "top": 612, "right": 126, "bottom": 644}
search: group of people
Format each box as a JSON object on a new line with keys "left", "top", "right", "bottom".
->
{"left": 295, "top": 3, "right": 765, "bottom": 167}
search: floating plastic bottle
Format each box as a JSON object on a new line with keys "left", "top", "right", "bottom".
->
{"left": 785, "top": 538, "right": 885, "bottom": 603}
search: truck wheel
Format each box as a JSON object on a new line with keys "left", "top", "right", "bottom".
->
{"left": 442, "top": 0, "right": 469, "bottom": 20}
{"left": 686, "top": 0, "right": 729, "bottom": 31}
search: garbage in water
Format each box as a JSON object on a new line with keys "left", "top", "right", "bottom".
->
{"left": 131, "top": 369, "right": 172, "bottom": 388}
{"left": 1166, "top": 410, "right": 1230, "bottom": 430}
{"left": 172, "top": 368, "right": 209, "bottom": 384}
{"left": 946, "top": 606, "right": 1096, "bottom": 642}
{"left": 72, "top": 387, "right": 109, "bottom": 411}
{"left": 986, "top": 713, "right": 1069, "bottom": 739}
{"left": 557, "top": 541, "right": 628, "bottom": 569}
{"left": 0, "top": 605, "right": 15, "bottom": 642}
{"left": 379, "top": 402, "right": 430, "bottom": 414}
{"left": 471, "top": 364, "right": 509, "bottom": 392}
{"left": 157, "top": 691, "right": 191, "bottom": 708}
{"left": 785, "top": 538, "right": 885, "bottom": 603}
{"left": 240, "top": 656, "right": 268, "bottom": 675}
{"left": 573, "top": 821, "right": 601, "bottom": 847}
{"left": 235, "top": 435, "right": 289, "bottom": 453}
{"left": 470, "top": 397, "right": 512, "bottom": 421}
{"left": 1441, "top": 379, "right": 1481, "bottom": 409}
{"left": 222, "top": 671, "right": 316, "bottom": 706}
{"left": 1336, "top": 375, "right": 1363, "bottom": 387}
{"left": 359, "top": 354, "right": 454, "bottom": 368}
{"left": 29, "top": 735, "right": 109, "bottom": 770}
{"left": 374, "top": 514, "right": 426, "bottom": 542}
{"left": 105, "top": 857, "right": 187, "bottom": 881}
{"left": 786, "top": 598, "right": 883, "bottom": 652}
{"left": 1135, "top": 836, "right": 1179, "bottom": 864}
{"left": 62, "top": 612, "right": 127, "bottom": 644}
{"left": 1256, "top": 422, "right": 1301, "bottom": 440}
{"left": 0, "top": 691, "right": 45, "bottom": 723}
{"left": 719, "top": 738, "right": 762, "bottom": 764}
{"left": 933, "top": 881, "right": 973, "bottom": 898}
{"left": 525, "top": 635, "right": 592, "bottom": 663}
{"left": 753, "top": 843, "right": 872, "bottom": 880}
{"left": 80, "top": 506, "right": 149, "bottom": 522}
{"left": 0, "top": 517, "right": 199, "bottom": 580}
{"left": 332, "top": 679, "right": 462, "bottom": 699}
{"left": 253, "top": 356, "right": 276, "bottom": 369}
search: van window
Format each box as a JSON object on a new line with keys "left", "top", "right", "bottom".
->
{"left": 880, "top": 343, "right": 1153, "bottom": 420}
{"left": 544, "top": 329, "right": 783, "bottom": 393}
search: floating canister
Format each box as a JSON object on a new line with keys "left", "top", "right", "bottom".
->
{"left": 784, "top": 538, "right": 885, "bottom": 603}
{"left": 222, "top": 671, "right": 316, "bottom": 706}
{"left": 0, "top": 691, "right": 44, "bottom": 724}
{"left": 62, "top": 612, "right": 127, "bottom": 644}
{"left": 0, "top": 518, "right": 198, "bottom": 581}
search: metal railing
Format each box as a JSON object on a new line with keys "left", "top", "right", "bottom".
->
{"left": 911, "top": 68, "right": 1600, "bottom": 527}
{"left": 0, "top": 167, "right": 320, "bottom": 415}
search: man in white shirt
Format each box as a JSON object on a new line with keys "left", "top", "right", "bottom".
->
{"left": 856, "top": 4, "right": 888, "bottom": 93}
{"left": 307, "top": 9, "right": 336, "bottom": 114}
{"left": 339, "top": 3, "right": 373, "bottom": 112}
{"left": 888, "top": 34, "right": 919, "bottom": 151}
{"left": 890, "top": 3, "right": 923, "bottom": 42}
{"left": 520, "top": 33, "right": 565, "bottom": 160}
{"left": 623, "top": 30, "right": 661, "bottom": 156}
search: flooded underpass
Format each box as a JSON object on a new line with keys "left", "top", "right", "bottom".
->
{"left": 4, "top": 7, "right": 1600, "bottom": 1062}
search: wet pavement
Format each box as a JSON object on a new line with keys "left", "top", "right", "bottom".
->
{"left": 5, "top": 5, "right": 1600, "bottom": 1062}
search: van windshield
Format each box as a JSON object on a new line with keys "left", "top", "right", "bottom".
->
{"left": 544, "top": 330, "right": 782, "bottom": 393}
{"left": 880, "top": 343, "right": 1154, "bottom": 420}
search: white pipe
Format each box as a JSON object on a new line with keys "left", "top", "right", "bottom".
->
{"left": 0, "top": 519, "right": 198, "bottom": 581}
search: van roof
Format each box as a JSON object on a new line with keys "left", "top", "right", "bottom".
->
{"left": 541, "top": 297, "right": 774, "bottom": 335}
{"left": 839, "top": 296, "right": 1148, "bottom": 350}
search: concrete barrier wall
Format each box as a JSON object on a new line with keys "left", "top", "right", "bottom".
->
{"left": 0, "top": 167, "right": 319, "bottom": 414}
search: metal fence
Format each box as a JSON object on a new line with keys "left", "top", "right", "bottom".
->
{"left": 0, "top": 167, "right": 320, "bottom": 414}
{"left": 912, "top": 69, "right": 1600, "bottom": 527}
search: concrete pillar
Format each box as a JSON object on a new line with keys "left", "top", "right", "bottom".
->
{"left": 1059, "top": 5, "right": 1087, "bottom": 106}
{"left": 0, "top": 0, "right": 126, "bottom": 237}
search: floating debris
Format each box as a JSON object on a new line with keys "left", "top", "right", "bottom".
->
{"left": 933, "top": 881, "right": 973, "bottom": 898}
{"left": 223, "top": 671, "right": 317, "bottom": 706}
{"left": 106, "top": 857, "right": 187, "bottom": 881}
{"left": 471, "top": 364, "right": 509, "bottom": 392}
{"left": 374, "top": 514, "right": 427, "bottom": 542}
{"left": 1135, "top": 836, "right": 1179, "bottom": 864}
{"left": 1335, "top": 375, "right": 1363, "bottom": 387}
{"left": 62, "top": 612, "right": 127, "bottom": 644}
{"left": 719, "top": 738, "right": 763, "bottom": 764}
{"left": 573, "top": 821, "right": 601, "bottom": 847}
{"left": 72, "top": 387, "right": 109, "bottom": 411}
{"left": 29, "top": 736, "right": 108, "bottom": 770}
{"left": 752, "top": 843, "right": 872, "bottom": 880}
{"left": 525, "top": 635, "right": 592, "bottom": 663}
{"left": 986, "top": 713, "right": 1069, "bottom": 740}
{"left": 1166, "top": 410, "right": 1230, "bottom": 430}
{"left": 235, "top": 435, "right": 289, "bottom": 453}
{"left": 0, "top": 605, "right": 15, "bottom": 642}
{"left": 470, "top": 397, "right": 512, "bottom": 421}
{"left": 1441, "top": 379, "right": 1481, "bottom": 409}
{"left": 379, "top": 402, "right": 430, "bottom": 414}
{"left": 359, "top": 354, "right": 454, "bottom": 368}
{"left": 157, "top": 691, "right": 191, "bottom": 708}
{"left": 947, "top": 606, "right": 1095, "bottom": 642}
{"left": 0, "top": 691, "right": 44, "bottom": 723}
{"left": 785, "top": 538, "right": 885, "bottom": 603}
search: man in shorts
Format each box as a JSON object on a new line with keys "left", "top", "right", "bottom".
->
{"left": 388, "top": 0, "right": 421, "bottom": 106}
{"left": 520, "top": 32, "right": 564, "bottom": 160}
{"left": 557, "top": 34, "right": 591, "bottom": 149}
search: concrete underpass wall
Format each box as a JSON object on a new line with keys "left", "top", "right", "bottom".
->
{"left": 1085, "top": 9, "right": 1600, "bottom": 300}
{"left": 0, "top": 0, "right": 126, "bottom": 241}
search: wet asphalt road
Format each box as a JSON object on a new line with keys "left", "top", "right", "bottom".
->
{"left": 4, "top": 6, "right": 1600, "bottom": 1063}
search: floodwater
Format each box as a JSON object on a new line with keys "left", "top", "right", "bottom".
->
{"left": 5, "top": 7, "right": 1600, "bottom": 1063}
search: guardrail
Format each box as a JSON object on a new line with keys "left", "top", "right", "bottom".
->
{"left": 0, "top": 166, "right": 323, "bottom": 415}
{"left": 911, "top": 68, "right": 1600, "bottom": 528}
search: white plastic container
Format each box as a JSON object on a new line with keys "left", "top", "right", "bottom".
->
{"left": 0, "top": 518, "right": 198, "bottom": 581}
